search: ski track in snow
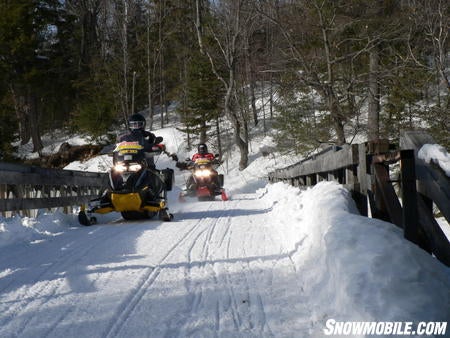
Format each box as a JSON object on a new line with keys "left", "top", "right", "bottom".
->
{"left": 0, "top": 224, "right": 132, "bottom": 336}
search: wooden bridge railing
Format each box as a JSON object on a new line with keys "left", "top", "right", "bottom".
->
{"left": 0, "top": 161, "right": 108, "bottom": 217}
{"left": 268, "top": 131, "right": 450, "bottom": 266}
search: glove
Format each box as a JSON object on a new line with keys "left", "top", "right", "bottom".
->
{"left": 175, "top": 162, "right": 187, "bottom": 170}
{"left": 170, "top": 153, "right": 178, "bottom": 161}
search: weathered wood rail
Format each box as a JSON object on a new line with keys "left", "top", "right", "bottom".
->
{"left": 0, "top": 162, "right": 108, "bottom": 216}
{"left": 268, "top": 131, "right": 450, "bottom": 266}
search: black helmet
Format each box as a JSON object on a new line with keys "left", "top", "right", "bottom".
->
{"left": 198, "top": 143, "right": 208, "bottom": 154}
{"left": 128, "top": 113, "right": 146, "bottom": 131}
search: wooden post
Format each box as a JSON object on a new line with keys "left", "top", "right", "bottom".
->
{"left": 355, "top": 143, "right": 368, "bottom": 216}
{"left": 400, "top": 150, "right": 420, "bottom": 243}
{"left": 373, "top": 163, "right": 403, "bottom": 226}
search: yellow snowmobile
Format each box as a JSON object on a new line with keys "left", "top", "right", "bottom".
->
{"left": 78, "top": 139, "right": 174, "bottom": 225}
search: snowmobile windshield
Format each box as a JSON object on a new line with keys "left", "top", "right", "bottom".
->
{"left": 113, "top": 141, "right": 145, "bottom": 165}
{"left": 194, "top": 158, "right": 211, "bottom": 165}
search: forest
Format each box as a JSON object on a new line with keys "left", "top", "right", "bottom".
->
{"left": 0, "top": 0, "right": 448, "bottom": 169}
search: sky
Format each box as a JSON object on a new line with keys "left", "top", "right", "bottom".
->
{"left": 0, "top": 126, "right": 449, "bottom": 337}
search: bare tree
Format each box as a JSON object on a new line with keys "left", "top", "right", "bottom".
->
{"left": 146, "top": 3, "right": 154, "bottom": 129}
{"left": 368, "top": 46, "right": 380, "bottom": 141}
{"left": 66, "top": 0, "right": 102, "bottom": 71}
{"left": 255, "top": 0, "right": 411, "bottom": 146}
{"left": 408, "top": 0, "right": 449, "bottom": 97}
{"left": 122, "top": 0, "right": 130, "bottom": 119}
{"left": 256, "top": 0, "right": 355, "bottom": 145}
{"left": 195, "top": 0, "right": 255, "bottom": 169}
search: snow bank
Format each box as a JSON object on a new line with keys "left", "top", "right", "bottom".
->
{"left": 418, "top": 143, "right": 450, "bottom": 176}
{"left": 263, "top": 181, "right": 450, "bottom": 332}
{"left": 0, "top": 212, "right": 78, "bottom": 249}
{"left": 64, "top": 154, "right": 112, "bottom": 172}
{"left": 15, "top": 133, "right": 96, "bottom": 160}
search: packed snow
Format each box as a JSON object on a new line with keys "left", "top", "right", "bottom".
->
{"left": 418, "top": 144, "right": 450, "bottom": 176}
{"left": 1, "top": 127, "right": 449, "bottom": 337}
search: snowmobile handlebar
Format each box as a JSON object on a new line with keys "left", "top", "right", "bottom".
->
{"left": 176, "top": 158, "right": 222, "bottom": 171}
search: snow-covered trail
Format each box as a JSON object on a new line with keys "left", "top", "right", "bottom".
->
{"left": 0, "top": 190, "right": 312, "bottom": 338}
{"left": 1, "top": 182, "right": 449, "bottom": 338}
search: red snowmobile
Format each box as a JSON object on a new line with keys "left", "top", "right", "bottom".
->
{"left": 178, "top": 157, "right": 228, "bottom": 202}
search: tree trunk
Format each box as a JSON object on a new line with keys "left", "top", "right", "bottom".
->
{"left": 215, "top": 117, "right": 222, "bottom": 157}
{"left": 233, "top": 118, "right": 249, "bottom": 171}
{"left": 11, "top": 83, "right": 43, "bottom": 154}
{"left": 200, "top": 120, "right": 207, "bottom": 144}
{"left": 122, "top": 0, "right": 129, "bottom": 120}
{"left": 246, "top": 46, "right": 258, "bottom": 126}
{"left": 27, "top": 88, "right": 43, "bottom": 154}
{"left": 224, "top": 69, "right": 249, "bottom": 170}
{"left": 318, "top": 4, "right": 346, "bottom": 146}
{"left": 368, "top": 47, "right": 380, "bottom": 141}
{"left": 330, "top": 99, "right": 346, "bottom": 146}
{"left": 147, "top": 11, "right": 154, "bottom": 130}
{"left": 158, "top": 0, "right": 165, "bottom": 129}
{"left": 249, "top": 79, "right": 258, "bottom": 126}
{"left": 10, "top": 85, "right": 30, "bottom": 145}
{"left": 80, "top": 8, "right": 98, "bottom": 69}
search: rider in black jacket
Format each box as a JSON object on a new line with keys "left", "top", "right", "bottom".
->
{"left": 118, "top": 113, "right": 160, "bottom": 167}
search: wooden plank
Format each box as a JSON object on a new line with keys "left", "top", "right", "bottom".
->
{"left": 400, "top": 131, "right": 450, "bottom": 222}
{"left": 0, "top": 162, "right": 33, "bottom": 173}
{"left": 400, "top": 130, "right": 436, "bottom": 149}
{"left": 0, "top": 162, "right": 106, "bottom": 179}
{"left": 373, "top": 163, "right": 403, "bottom": 227}
{"left": 416, "top": 167, "right": 450, "bottom": 222}
{"left": 417, "top": 194, "right": 450, "bottom": 266}
{"left": 0, "top": 160, "right": 108, "bottom": 187}
{"left": 269, "top": 144, "right": 359, "bottom": 180}
{"left": 0, "top": 162, "right": 107, "bottom": 212}
{"left": 0, "top": 171, "right": 108, "bottom": 186}
{"left": 400, "top": 150, "right": 422, "bottom": 245}
{"left": 289, "top": 145, "right": 358, "bottom": 177}
{"left": 0, "top": 194, "right": 101, "bottom": 212}
{"left": 356, "top": 143, "right": 368, "bottom": 216}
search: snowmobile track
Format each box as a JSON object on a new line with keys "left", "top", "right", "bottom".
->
{"left": 103, "top": 211, "right": 217, "bottom": 338}
{"left": 0, "top": 225, "right": 132, "bottom": 335}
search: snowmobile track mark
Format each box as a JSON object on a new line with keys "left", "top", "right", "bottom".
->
{"left": 166, "top": 203, "right": 237, "bottom": 337}
{"left": 103, "top": 217, "right": 211, "bottom": 338}
{"left": 239, "top": 233, "right": 275, "bottom": 337}
{"left": 0, "top": 225, "right": 132, "bottom": 334}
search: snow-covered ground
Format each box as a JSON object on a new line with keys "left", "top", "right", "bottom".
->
{"left": 1, "top": 127, "right": 449, "bottom": 337}
{"left": 418, "top": 144, "right": 450, "bottom": 177}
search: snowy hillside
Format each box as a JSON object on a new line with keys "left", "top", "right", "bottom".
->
{"left": 0, "top": 126, "right": 449, "bottom": 337}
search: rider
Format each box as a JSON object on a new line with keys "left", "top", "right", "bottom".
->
{"left": 101, "top": 113, "right": 176, "bottom": 208}
{"left": 118, "top": 113, "right": 163, "bottom": 168}
{"left": 177, "top": 143, "right": 221, "bottom": 194}
{"left": 192, "top": 143, "right": 216, "bottom": 161}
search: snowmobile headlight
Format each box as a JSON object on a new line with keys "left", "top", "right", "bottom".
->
{"left": 114, "top": 163, "right": 142, "bottom": 172}
{"left": 128, "top": 164, "right": 142, "bottom": 172}
{"left": 114, "top": 163, "right": 127, "bottom": 172}
{"left": 194, "top": 169, "right": 212, "bottom": 178}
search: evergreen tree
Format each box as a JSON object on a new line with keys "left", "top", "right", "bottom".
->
{"left": 0, "top": 1, "right": 45, "bottom": 153}
{"left": 182, "top": 52, "right": 223, "bottom": 143}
